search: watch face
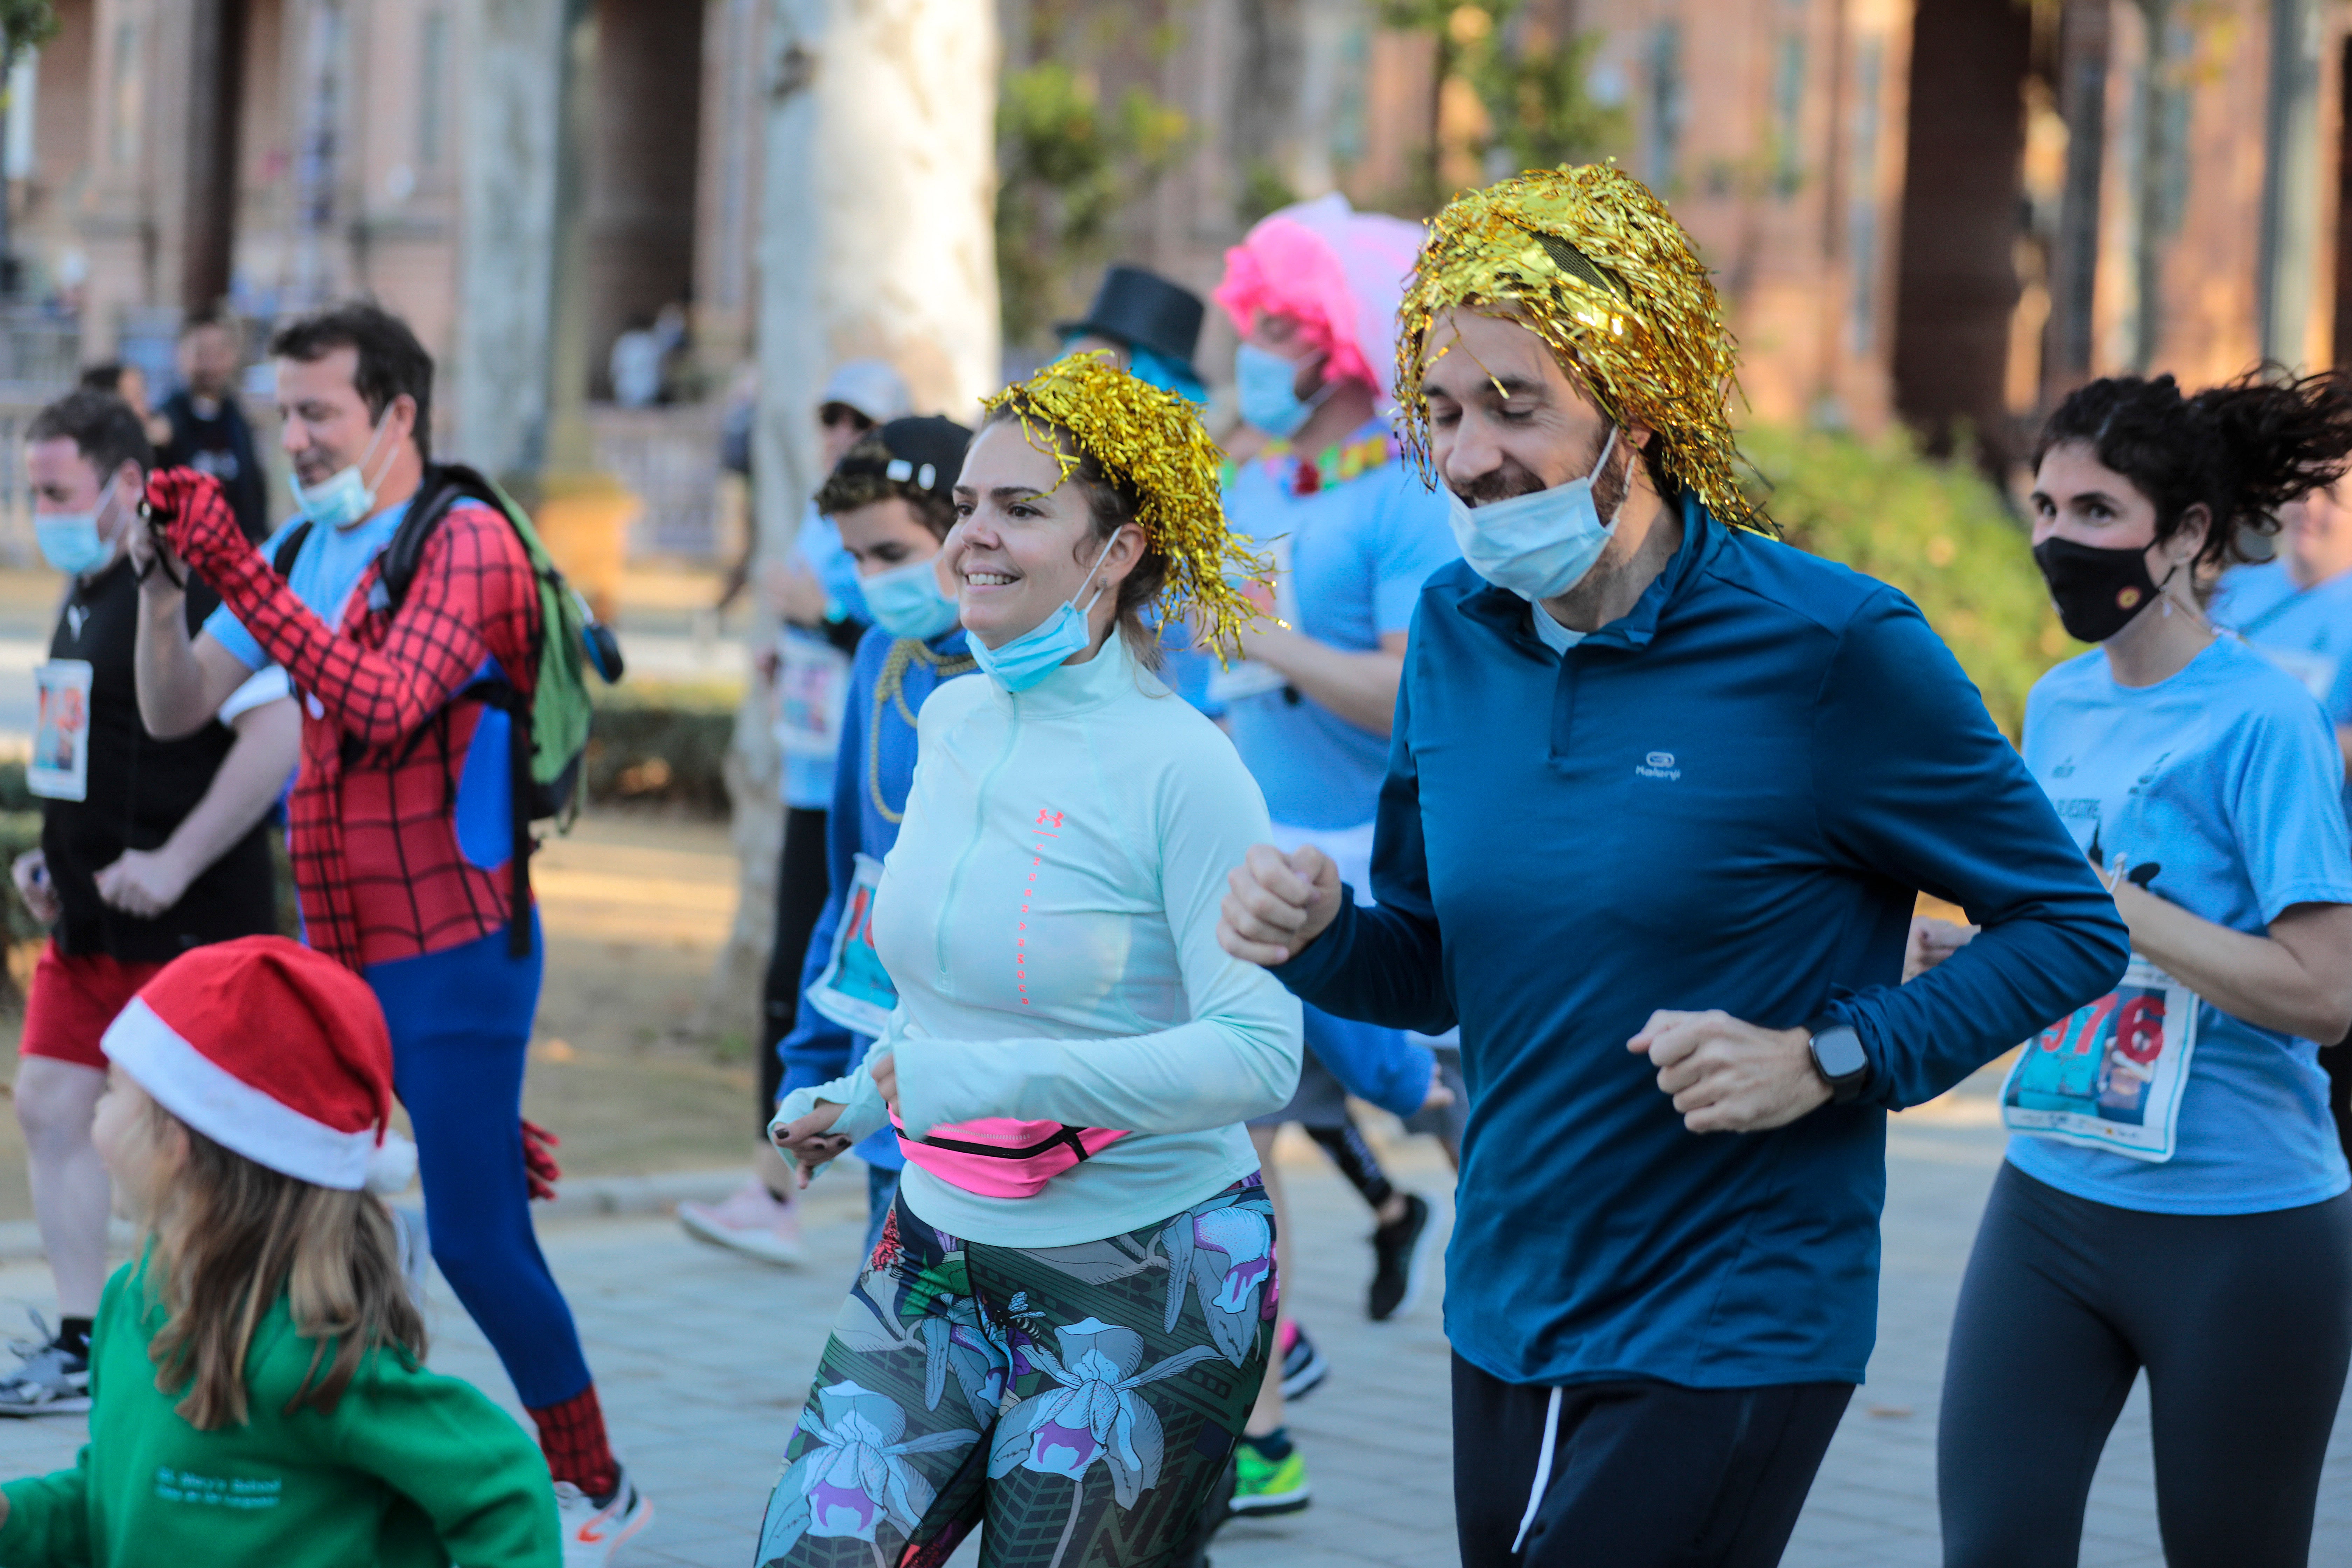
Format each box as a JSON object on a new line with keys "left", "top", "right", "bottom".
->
{"left": 1814, "top": 1026, "right": 1868, "bottom": 1082}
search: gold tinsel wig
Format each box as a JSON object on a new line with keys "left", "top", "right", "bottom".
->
{"left": 982, "top": 352, "right": 1272, "bottom": 661}
{"left": 1394, "top": 163, "right": 1768, "bottom": 533}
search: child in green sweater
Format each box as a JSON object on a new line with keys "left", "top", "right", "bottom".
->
{"left": 0, "top": 936, "right": 559, "bottom": 1567}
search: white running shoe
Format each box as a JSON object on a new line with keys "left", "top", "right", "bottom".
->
{"left": 556, "top": 1466, "right": 652, "bottom": 1565}
{"left": 678, "top": 1177, "right": 807, "bottom": 1265}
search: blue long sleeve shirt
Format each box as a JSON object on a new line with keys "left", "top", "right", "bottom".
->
{"left": 1273, "top": 500, "right": 2129, "bottom": 1388}
{"left": 777, "top": 626, "right": 976, "bottom": 1169}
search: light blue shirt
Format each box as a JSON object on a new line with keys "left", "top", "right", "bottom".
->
{"left": 1222, "top": 431, "right": 1457, "bottom": 828}
{"left": 204, "top": 500, "right": 408, "bottom": 671}
{"left": 2213, "top": 559, "right": 2352, "bottom": 814}
{"left": 2009, "top": 637, "right": 2352, "bottom": 1214}
{"left": 780, "top": 502, "right": 872, "bottom": 810}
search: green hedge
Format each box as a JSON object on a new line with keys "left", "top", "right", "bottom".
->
{"left": 583, "top": 682, "right": 739, "bottom": 817}
{"left": 1740, "top": 424, "right": 2075, "bottom": 738}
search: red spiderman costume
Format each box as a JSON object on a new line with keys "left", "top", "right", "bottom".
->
{"left": 146, "top": 467, "right": 535, "bottom": 968}
{"left": 142, "top": 465, "right": 631, "bottom": 1528}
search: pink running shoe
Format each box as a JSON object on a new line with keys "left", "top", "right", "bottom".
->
{"left": 678, "top": 1177, "right": 807, "bottom": 1266}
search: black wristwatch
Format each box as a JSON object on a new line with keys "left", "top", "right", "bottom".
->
{"left": 1805, "top": 1014, "right": 1870, "bottom": 1105}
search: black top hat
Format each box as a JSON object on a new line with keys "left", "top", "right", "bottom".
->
{"left": 831, "top": 415, "right": 974, "bottom": 503}
{"left": 1057, "top": 266, "right": 1206, "bottom": 379}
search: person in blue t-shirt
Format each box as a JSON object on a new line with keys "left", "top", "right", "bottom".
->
{"left": 2212, "top": 478, "right": 2352, "bottom": 1158}
{"left": 1919, "top": 370, "right": 2352, "bottom": 1568}
{"left": 701, "top": 360, "right": 910, "bottom": 1266}
{"left": 1204, "top": 194, "right": 1462, "bottom": 1519}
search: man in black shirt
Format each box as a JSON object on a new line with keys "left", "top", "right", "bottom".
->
{"left": 156, "top": 310, "right": 269, "bottom": 544}
{"left": 0, "top": 390, "right": 296, "bottom": 1414}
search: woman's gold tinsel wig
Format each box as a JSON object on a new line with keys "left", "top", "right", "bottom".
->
{"left": 1394, "top": 163, "right": 1770, "bottom": 534}
{"left": 982, "top": 352, "right": 1272, "bottom": 661}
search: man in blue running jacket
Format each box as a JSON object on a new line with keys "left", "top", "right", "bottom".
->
{"left": 1217, "top": 165, "right": 2128, "bottom": 1567}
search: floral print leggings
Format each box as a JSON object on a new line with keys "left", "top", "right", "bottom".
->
{"left": 756, "top": 1175, "right": 1278, "bottom": 1568}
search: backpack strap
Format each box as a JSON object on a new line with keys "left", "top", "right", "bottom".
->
{"left": 271, "top": 521, "right": 315, "bottom": 580}
{"left": 365, "top": 465, "right": 546, "bottom": 960}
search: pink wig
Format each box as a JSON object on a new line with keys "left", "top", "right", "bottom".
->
{"left": 1214, "top": 193, "right": 1426, "bottom": 403}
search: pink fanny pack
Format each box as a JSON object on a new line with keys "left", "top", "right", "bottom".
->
{"left": 895, "top": 1115, "right": 1130, "bottom": 1199}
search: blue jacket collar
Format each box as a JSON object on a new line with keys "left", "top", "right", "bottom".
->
{"left": 1454, "top": 493, "right": 1723, "bottom": 653}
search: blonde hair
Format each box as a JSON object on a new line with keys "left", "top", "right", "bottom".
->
{"left": 142, "top": 1098, "right": 424, "bottom": 1430}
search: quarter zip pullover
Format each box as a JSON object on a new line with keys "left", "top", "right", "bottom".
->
{"left": 1274, "top": 500, "right": 2129, "bottom": 1387}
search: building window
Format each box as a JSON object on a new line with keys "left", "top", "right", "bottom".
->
{"left": 108, "top": 22, "right": 138, "bottom": 170}
{"left": 1847, "top": 38, "right": 1884, "bottom": 355}
{"left": 1643, "top": 23, "right": 1684, "bottom": 195}
{"left": 418, "top": 10, "right": 448, "bottom": 168}
{"left": 1772, "top": 34, "right": 1806, "bottom": 197}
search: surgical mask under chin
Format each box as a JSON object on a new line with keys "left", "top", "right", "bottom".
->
{"left": 1447, "top": 426, "right": 1622, "bottom": 603}
{"left": 289, "top": 415, "right": 392, "bottom": 529}
{"left": 35, "top": 477, "right": 120, "bottom": 576}
{"left": 861, "top": 553, "right": 960, "bottom": 640}
{"left": 1236, "top": 342, "right": 1337, "bottom": 439}
{"left": 968, "top": 545, "right": 1113, "bottom": 694}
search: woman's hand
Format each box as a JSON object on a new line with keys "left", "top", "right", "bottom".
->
{"left": 1904, "top": 916, "right": 1979, "bottom": 981}
{"left": 869, "top": 1053, "right": 899, "bottom": 1113}
{"left": 770, "top": 1101, "right": 853, "bottom": 1189}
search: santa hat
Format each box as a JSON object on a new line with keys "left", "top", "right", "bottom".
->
{"left": 101, "top": 936, "right": 415, "bottom": 1194}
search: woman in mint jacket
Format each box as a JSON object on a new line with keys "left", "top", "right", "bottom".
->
{"left": 762, "top": 355, "right": 1303, "bottom": 1567}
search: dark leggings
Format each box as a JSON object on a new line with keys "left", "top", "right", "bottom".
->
{"left": 1939, "top": 1163, "right": 2352, "bottom": 1568}
{"left": 759, "top": 805, "right": 831, "bottom": 1134}
{"left": 1307, "top": 1118, "right": 1394, "bottom": 1211}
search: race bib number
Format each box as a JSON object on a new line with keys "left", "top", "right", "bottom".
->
{"left": 773, "top": 632, "right": 851, "bottom": 763}
{"left": 1206, "top": 533, "right": 1297, "bottom": 704}
{"left": 807, "top": 853, "right": 897, "bottom": 1037}
{"left": 29, "top": 660, "right": 92, "bottom": 802}
{"left": 2000, "top": 958, "right": 2200, "bottom": 1162}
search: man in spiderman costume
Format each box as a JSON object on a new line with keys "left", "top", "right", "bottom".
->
{"left": 127, "top": 302, "right": 650, "bottom": 1565}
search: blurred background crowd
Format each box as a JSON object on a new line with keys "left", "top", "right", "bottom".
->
{"left": 0, "top": 0, "right": 2320, "bottom": 1101}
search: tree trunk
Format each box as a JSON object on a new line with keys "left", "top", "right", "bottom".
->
{"left": 698, "top": 0, "right": 1000, "bottom": 1041}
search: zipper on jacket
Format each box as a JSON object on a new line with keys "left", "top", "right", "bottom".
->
{"left": 934, "top": 697, "right": 1023, "bottom": 988}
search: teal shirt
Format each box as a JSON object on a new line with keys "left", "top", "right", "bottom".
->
{"left": 0, "top": 1253, "right": 558, "bottom": 1568}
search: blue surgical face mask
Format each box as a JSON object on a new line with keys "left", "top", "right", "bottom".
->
{"left": 1236, "top": 342, "right": 1336, "bottom": 439}
{"left": 1446, "top": 425, "right": 1622, "bottom": 603}
{"left": 35, "top": 476, "right": 120, "bottom": 576}
{"left": 967, "top": 542, "right": 1114, "bottom": 694}
{"left": 861, "top": 553, "right": 960, "bottom": 641}
{"left": 288, "top": 413, "right": 393, "bottom": 529}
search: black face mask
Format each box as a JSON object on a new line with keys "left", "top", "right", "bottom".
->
{"left": 2032, "top": 536, "right": 2165, "bottom": 643}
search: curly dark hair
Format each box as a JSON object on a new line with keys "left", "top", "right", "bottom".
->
{"left": 813, "top": 433, "right": 957, "bottom": 538}
{"left": 2032, "top": 365, "right": 2352, "bottom": 570}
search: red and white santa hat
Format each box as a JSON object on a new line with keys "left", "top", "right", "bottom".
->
{"left": 101, "top": 936, "right": 413, "bottom": 1194}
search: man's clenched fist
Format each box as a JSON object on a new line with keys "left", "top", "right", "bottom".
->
{"left": 1217, "top": 843, "right": 1344, "bottom": 967}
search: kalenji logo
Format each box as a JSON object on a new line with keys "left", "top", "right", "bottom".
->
{"left": 1635, "top": 750, "right": 1682, "bottom": 782}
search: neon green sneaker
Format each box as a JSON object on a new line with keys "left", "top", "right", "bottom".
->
{"left": 1229, "top": 1437, "right": 1311, "bottom": 1516}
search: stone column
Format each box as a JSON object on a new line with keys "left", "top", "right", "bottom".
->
{"left": 450, "top": 0, "right": 566, "bottom": 479}
{"left": 698, "top": 0, "right": 1000, "bottom": 1041}
{"left": 2261, "top": 0, "right": 2324, "bottom": 366}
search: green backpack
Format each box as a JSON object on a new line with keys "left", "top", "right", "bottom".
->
{"left": 272, "top": 463, "right": 625, "bottom": 954}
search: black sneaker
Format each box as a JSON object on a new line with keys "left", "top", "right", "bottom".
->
{"left": 1278, "top": 1320, "right": 1328, "bottom": 1401}
{"left": 0, "top": 1318, "right": 90, "bottom": 1416}
{"left": 1368, "top": 1192, "right": 1432, "bottom": 1322}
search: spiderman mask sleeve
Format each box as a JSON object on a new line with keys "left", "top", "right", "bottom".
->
{"left": 150, "top": 467, "right": 538, "bottom": 746}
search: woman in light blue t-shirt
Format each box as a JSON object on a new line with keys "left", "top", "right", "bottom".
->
{"left": 1916, "top": 371, "right": 2352, "bottom": 1568}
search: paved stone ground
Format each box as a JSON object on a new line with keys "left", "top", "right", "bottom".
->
{"left": 0, "top": 1112, "right": 2341, "bottom": 1565}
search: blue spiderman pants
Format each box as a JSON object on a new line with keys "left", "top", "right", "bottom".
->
{"left": 757, "top": 1176, "right": 1276, "bottom": 1568}
{"left": 367, "top": 915, "right": 593, "bottom": 1409}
